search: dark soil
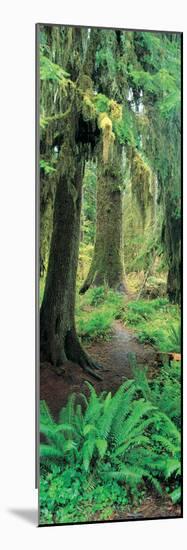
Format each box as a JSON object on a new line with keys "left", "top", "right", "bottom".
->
{"left": 105, "top": 494, "right": 181, "bottom": 521}
{"left": 40, "top": 321, "right": 160, "bottom": 418}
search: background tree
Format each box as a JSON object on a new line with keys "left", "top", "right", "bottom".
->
{"left": 80, "top": 141, "right": 128, "bottom": 293}
{"left": 129, "top": 31, "right": 181, "bottom": 301}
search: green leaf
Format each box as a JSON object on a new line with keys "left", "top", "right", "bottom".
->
{"left": 96, "top": 439, "right": 108, "bottom": 458}
{"left": 40, "top": 444, "right": 62, "bottom": 458}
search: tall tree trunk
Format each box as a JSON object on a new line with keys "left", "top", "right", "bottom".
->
{"left": 40, "top": 121, "right": 102, "bottom": 379}
{"left": 80, "top": 145, "right": 128, "bottom": 294}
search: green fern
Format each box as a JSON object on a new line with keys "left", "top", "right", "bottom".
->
{"left": 40, "top": 378, "right": 181, "bottom": 501}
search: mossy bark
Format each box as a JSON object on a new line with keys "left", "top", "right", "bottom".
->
{"left": 40, "top": 175, "right": 56, "bottom": 277}
{"left": 40, "top": 108, "right": 102, "bottom": 378}
{"left": 80, "top": 145, "right": 128, "bottom": 294}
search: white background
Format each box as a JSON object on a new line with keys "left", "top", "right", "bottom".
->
{"left": 0, "top": 0, "right": 186, "bottom": 548}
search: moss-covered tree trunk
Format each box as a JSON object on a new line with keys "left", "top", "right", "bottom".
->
{"left": 40, "top": 27, "right": 102, "bottom": 377}
{"left": 80, "top": 145, "right": 128, "bottom": 294}
{"left": 40, "top": 124, "right": 101, "bottom": 378}
{"left": 40, "top": 174, "right": 56, "bottom": 277}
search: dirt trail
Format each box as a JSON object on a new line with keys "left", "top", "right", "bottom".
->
{"left": 87, "top": 320, "right": 158, "bottom": 381}
{"left": 41, "top": 320, "right": 159, "bottom": 418}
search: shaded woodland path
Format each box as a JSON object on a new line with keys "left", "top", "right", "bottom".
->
{"left": 40, "top": 320, "right": 159, "bottom": 418}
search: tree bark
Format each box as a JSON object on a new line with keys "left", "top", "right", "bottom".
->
{"left": 40, "top": 124, "right": 102, "bottom": 378}
{"left": 80, "top": 145, "right": 128, "bottom": 294}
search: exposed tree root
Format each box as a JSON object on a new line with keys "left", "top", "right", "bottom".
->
{"left": 64, "top": 329, "right": 103, "bottom": 380}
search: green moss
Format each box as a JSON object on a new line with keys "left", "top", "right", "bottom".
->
{"left": 131, "top": 151, "right": 152, "bottom": 225}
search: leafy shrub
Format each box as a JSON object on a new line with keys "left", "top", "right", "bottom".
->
{"left": 137, "top": 324, "right": 181, "bottom": 353}
{"left": 123, "top": 298, "right": 169, "bottom": 323}
{"left": 89, "top": 286, "right": 107, "bottom": 306}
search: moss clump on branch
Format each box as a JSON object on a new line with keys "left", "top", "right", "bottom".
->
{"left": 98, "top": 112, "right": 115, "bottom": 163}
{"left": 109, "top": 99, "right": 122, "bottom": 121}
{"left": 81, "top": 89, "right": 123, "bottom": 163}
{"left": 82, "top": 93, "right": 97, "bottom": 121}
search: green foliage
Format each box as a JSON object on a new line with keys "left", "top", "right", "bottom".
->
{"left": 76, "top": 286, "right": 124, "bottom": 342}
{"left": 129, "top": 34, "right": 181, "bottom": 120}
{"left": 94, "top": 93, "right": 110, "bottom": 113}
{"left": 40, "top": 159, "right": 57, "bottom": 174}
{"left": 40, "top": 53, "right": 70, "bottom": 81}
{"left": 95, "top": 31, "right": 117, "bottom": 80}
{"left": 123, "top": 298, "right": 168, "bottom": 324}
{"left": 89, "top": 286, "right": 107, "bottom": 306}
{"left": 122, "top": 298, "right": 180, "bottom": 353}
{"left": 132, "top": 359, "right": 181, "bottom": 427}
{"left": 137, "top": 323, "right": 180, "bottom": 353}
{"left": 168, "top": 324, "right": 181, "bottom": 353}
{"left": 77, "top": 310, "right": 113, "bottom": 341}
{"left": 40, "top": 376, "right": 181, "bottom": 524}
{"left": 114, "top": 108, "right": 137, "bottom": 146}
{"left": 131, "top": 32, "right": 181, "bottom": 303}
{"left": 40, "top": 463, "right": 129, "bottom": 524}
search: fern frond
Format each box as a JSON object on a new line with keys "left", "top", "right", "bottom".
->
{"left": 40, "top": 444, "right": 62, "bottom": 458}
{"left": 58, "top": 394, "right": 76, "bottom": 425}
{"left": 40, "top": 400, "right": 55, "bottom": 425}
{"left": 96, "top": 438, "right": 108, "bottom": 458}
{"left": 82, "top": 437, "right": 95, "bottom": 472}
{"left": 113, "top": 435, "right": 150, "bottom": 457}
{"left": 152, "top": 434, "right": 179, "bottom": 454}
{"left": 170, "top": 486, "right": 181, "bottom": 503}
{"left": 114, "top": 399, "right": 157, "bottom": 446}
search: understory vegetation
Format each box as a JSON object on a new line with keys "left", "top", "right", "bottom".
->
{"left": 76, "top": 285, "right": 180, "bottom": 354}
{"left": 40, "top": 366, "right": 181, "bottom": 524}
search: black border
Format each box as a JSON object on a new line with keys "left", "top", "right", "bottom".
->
{"left": 35, "top": 23, "right": 183, "bottom": 528}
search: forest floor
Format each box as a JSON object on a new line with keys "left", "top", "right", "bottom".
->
{"left": 40, "top": 320, "right": 159, "bottom": 418}
{"left": 91, "top": 493, "right": 181, "bottom": 522}
{"left": 40, "top": 319, "right": 181, "bottom": 521}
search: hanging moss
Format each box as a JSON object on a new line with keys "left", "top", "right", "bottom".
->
{"left": 79, "top": 74, "right": 93, "bottom": 92}
{"left": 98, "top": 112, "right": 114, "bottom": 163}
{"left": 131, "top": 151, "right": 152, "bottom": 225}
{"left": 82, "top": 92, "right": 96, "bottom": 122}
{"left": 109, "top": 99, "right": 122, "bottom": 121}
